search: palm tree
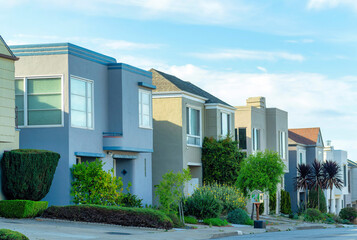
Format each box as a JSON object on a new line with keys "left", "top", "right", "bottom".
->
{"left": 323, "top": 160, "right": 343, "bottom": 213}
{"left": 310, "top": 159, "right": 325, "bottom": 211}
{"left": 295, "top": 163, "right": 312, "bottom": 211}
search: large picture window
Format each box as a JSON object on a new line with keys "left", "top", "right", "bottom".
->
{"left": 15, "top": 76, "right": 62, "bottom": 126}
{"left": 71, "top": 76, "right": 93, "bottom": 129}
{"left": 220, "top": 112, "right": 230, "bottom": 136}
{"left": 187, "top": 107, "right": 201, "bottom": 146}
{"left": 139, "top": 89, "right": 152, "bottom": 128}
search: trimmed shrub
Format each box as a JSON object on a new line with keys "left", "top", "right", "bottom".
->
{"left": 339, "top": 207, "right": 357, "bottom": 222}
{"left": 184, "top": 190, "right": 222, "bottom": 219}
{"left": 203, "top": 218, "right": 229, "bottom": 226}
{"left": 42, "top": 205, "right": 173, "bottom": 229}
{"left": 197, "top": 183, "right": 246, "bottom": 214}
{"left": 202, "top": 137, "right": 245, "bottom": 185}
{"left": 166, "top": 212, "right": 184, "bottom": 228}
{"left": 1, "top": 149, "right": 60, "bottom": 201}
{"left": 304, "top": 208, "right": 324, "bottom": 222}
{"left": 227, "top": 208, "right": 252, "bottom": 225}
{"left": 281, "top": 190, "right": 292, "bottom": 214}
{"left": 308, "top": 188, "right": 327, "bottom": 213}
{"left": 121, "top": 193, "right": 143, "bottom": 208}
{"left": 0, "top": 200, "right": 48, "bottom": 218}
{"left": 184, "top": 216, "right": 198, "bottom": 224}
{"left": 0, "top": 229, "right": 29, "bottom": 240}
{"left": 269, "top": 193, "right": 276, "bottom": 214}
{"left": 323, "top": 213, "right": 343, "bottom": 224}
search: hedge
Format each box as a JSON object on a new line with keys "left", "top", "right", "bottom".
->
{"left": 281, "top": 190, "right": 292, "bottom": 214}
{"left": 0, "top": 200, "right": 48, "bottom": 218}
{"left": 42, "top": 205, "right": 173, "bottom": 229}
{"left": 1, "top": 149, "right": 60, "bottom": 201}
{"left": 0, "top": 229, "right": 29, "bottom": 240}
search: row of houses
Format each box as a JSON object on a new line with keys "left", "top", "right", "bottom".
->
{"left": 0, "top": 37, "right": 355, "bottom": 214}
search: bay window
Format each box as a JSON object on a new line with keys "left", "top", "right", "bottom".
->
{"left": 221, "top": 112, "right": 230, "bottom": 136}
{"left": 71, "top": 76, "right": 93, "bottom": 129}
{"left": 15, "top": 76, "right": 62, "bottom": 126}
{"left": 187, "top": 107, "right": 201, "bottom": 146}
{"left": 139, "top": 89, "right": 152, "bottom": 128}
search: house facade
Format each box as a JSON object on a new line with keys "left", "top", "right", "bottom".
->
{"left": 235, "top": 96, "right": 289, "bottom": 214}
{"left": 150, "top": 69, "right": 235, "bottom": 200}
{"left": 11, "top": 43, "right": 154, "bottom": 206}
{"left": 348, "top": 160, "right": 357, "bottom": 209}
{"left": 323, "top": 141, "right": 350, "bottom": 214}
{"left": 0, "top": 36, "right": 19, "bottom": 200}
{"left": 285, "top": 127, "right": 324, "bottom": 213}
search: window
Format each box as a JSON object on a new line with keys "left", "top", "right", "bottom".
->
{"left": 343, "top": 165, "right": 347, "bottom": 187}
{"left": 252, "top": 128, "right": 260, "bottom": 152}
{"left": 186, "top": 107, "right": 201, "bottom": 146}
{"left": 220, "top": 112, "right": 230, "bottom": 136}
{"left": 299, "top": 152, "right": 303, "bottom": 165}
{"left": 279, "top": 131, "right": 286, "bottom": 159}
{"left": 139, "top": 89, "right": 152, "bottom": 128}
{"left": 239, "top": 128, "right": 247, "bottom": 150}
{"left": 15, "top": 76, "right": 62, "bottom": 126}
{"left": 71, "top": 77, "right": 93, "bottom": 129}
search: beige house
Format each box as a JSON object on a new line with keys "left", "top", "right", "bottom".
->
{"left": 150, "top": 69, "right": 235, "bottom": 199}
{"left": 235, "top": 97, "right": 289, "bottom": 214}
{"left": 0, "top": 36, "right": 19, "bottom": 200}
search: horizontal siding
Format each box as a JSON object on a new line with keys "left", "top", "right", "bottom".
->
{"left": 0, "top": 78, "right": 14, "bottom": 90}
{"left": 0, "top": 116, "right": 15, "bottom": 127}
{"left": 0, "top": 97, "right": 14, "bottom": 108}
{"left": 0, "top": 59, "right": 14, "bottom": 71}
{"left": 0, "top": 43, "right": 11, "bottom": 56}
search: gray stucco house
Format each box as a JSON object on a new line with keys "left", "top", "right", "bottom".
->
{"left": 10, "top": 43, "right": 155, "bottom": 206}
{"left": 150, "top": 69, "right": 236, "bottom": 201}
{"left": 285, "top": 127, "right": 324, "bottom": 213}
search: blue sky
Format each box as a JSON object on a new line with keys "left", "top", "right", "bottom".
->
{"left": 1, "top": 0, "right": 357, "bottom": 160}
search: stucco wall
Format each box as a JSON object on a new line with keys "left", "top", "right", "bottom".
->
{"left": 235, "top": 106, "right": 252, "bottom": 153}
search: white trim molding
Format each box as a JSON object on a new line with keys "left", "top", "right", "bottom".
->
{"left": 187, "top": 162, "right": 202, "bottom": 167}
{"left": 205, "top": 103, "right": 236, "bottom": 113}
{"left": 153, "top": 91, "right": 207, "bottom": 104}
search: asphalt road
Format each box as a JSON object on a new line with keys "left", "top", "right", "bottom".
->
{"left": 217, "top": 227, "right": 357, "bottom": 240}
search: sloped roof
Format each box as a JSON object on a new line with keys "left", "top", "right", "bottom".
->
{"left": 150, "top": 69, "right": 232, "bottom": 106}
{"left": 348, "top": 159, "right": 357, "bottom": 168}
{"left": 288, "top": 128, "right": 321, "bottom": 145}
{"left": 0, "top": 36, "right": 18, "bottom": 61}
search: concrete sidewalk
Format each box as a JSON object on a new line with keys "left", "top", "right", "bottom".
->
{"left": 0, "top": 216, "right": 355, "bottom": 240}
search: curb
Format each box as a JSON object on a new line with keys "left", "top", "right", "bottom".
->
{"left": 296, "top": 225, "right": 326, "bottom": 230}
{"left": 210, "top": 231, "right": 243, "bottom": 239}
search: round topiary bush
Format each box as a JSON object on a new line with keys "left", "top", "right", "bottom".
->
{"left": 184, "top": 190, "right": 222, "bottom": 219}
{"left": 1, "top": 149, "right": 60, "bottom": 201}
{"left": 227, "top": 208, "right": 252, "bottom": 225}
{"left": 339, "top": 207, "right": 357, "bottom": 222}
{"left": 0, "top": 229, "right": 29, "bottom": 240}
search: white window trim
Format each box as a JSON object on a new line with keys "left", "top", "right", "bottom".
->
{"left": 278, "top": 131, "right": 286, "bottom": 160}
{"left": 220, "top": 110, "right": 231, "bottom": 137}
{"left": 70, "top": 75, "right": 95, "bottom": 130}
{"left": 15, "top": 74, "right": 64, "bottom": 128}
{"left": 297, "top": 149, "right": 306, "bottom": 166}
{"left": 138, "top": 88, "right": 153, "bottom": 129}
{"left": 252, "top": 128, "right": 261, "bottom": 152}
{"left": 186, "top": 104, "right": 202, "bottom": 147}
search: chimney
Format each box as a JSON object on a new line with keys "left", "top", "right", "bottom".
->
{"left": 246, "top": 97, "right": 266, "bottom": 109}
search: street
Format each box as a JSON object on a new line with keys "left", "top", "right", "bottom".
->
{"left": 217, "top": 227, "right": 357, "bottom": 240}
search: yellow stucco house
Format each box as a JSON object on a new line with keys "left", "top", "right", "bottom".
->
{"left": 0, "top": 36, "right": 19, "bottom": 200}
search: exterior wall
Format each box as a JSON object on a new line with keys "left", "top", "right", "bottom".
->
{"left": 235, "top": 106, "right": 252, "bottom": 154}
{"left": 152, "top": 97, "right": 183, "bottom": 203}
{"left": 14, "top": 54, "right": 71, "bottom": 205}
{"left": 351, "top": 167, "right": 357, "bottom": 205}
{"left": 0, "top": 58, "right": 16, "bottom": 143}
{"left": 250, "top": 107, "right": 267, "bottom": 152}
{"left": 205, "top": 108, "right": 219, "bottom": 138}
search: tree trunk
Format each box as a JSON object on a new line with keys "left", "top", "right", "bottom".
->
{"left": 329, "top": 186, "right": 332, "bottom": 213}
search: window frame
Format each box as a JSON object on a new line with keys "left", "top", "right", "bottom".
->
{"left": 238, "top": 128, "right": 247, "bottom": 150}
{"left": 220, "top": 111, "right": 231, "bottom": 136}
{"left": 252, "top": 128, "right": 261, "bottom": 152}
{"left": 278, "top": 131, "right": 286, "bottom": 160}
{"left": 15, "top": 75, "right": 64, "bottom": 128}
{"left": 70, "top": 75, "right": 94, "bottom": 130}
{"left": 138, "top": 88, "right": 153, "bottom": 129}
{"left": 186, "top": 105, "right": 202, "bottom": 147}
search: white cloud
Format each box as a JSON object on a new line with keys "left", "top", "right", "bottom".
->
{"left": 286, "top": 39, "right": 315, "bottom": 44}
{"left": 158, "top": 64, "right": 357, "bottom": 159}
{"left": 257, "top": 66, "right": 267, "bottom": 73}
{"left": 307, "top": 0, "right": 357, "bottom": 11}
{"left": 191, "top": 49, "right": 305, "bottom": 61}
{"left": 99, "top": 40, "right": 161, "bottom": 50}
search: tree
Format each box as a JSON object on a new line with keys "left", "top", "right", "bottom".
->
{"left": 295, "top": 163, "right": 312, "bottom": 211}
{"left": 236, "top": 150, "right": 285, "bottom": 197}
{"left": 310, "top": 159, "right": 325, "bottom": 210}
{"left": 202, "top": 137, "right": 245, "bottom": 185}
{"left": 155, "top": 168, "right": 191, "bottom": 214}
{"left": 323, "top": 160, "right": 343, "bottom": 213}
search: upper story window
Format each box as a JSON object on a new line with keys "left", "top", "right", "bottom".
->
{"left": 139, "top": 89, "right": 152, "bottom": 128}
{"left": 343, "top": 165, "right": 347, "bottom": 187}
{"left": 299, "top": 152, "right": 303, "bottom": 165}
{"left": 221, "top": 112, "right": 231, "bottom": 136}
{"left": 238, "top": 128, "right": 247, "bottom": 150}
{"left": 317, "top": 149, "right": 323, "bottom": 162}
{"left": 252, "top": 128, "right": 261, "bottom": 152}
{"left": 278, "top": 131, "right": 286, "bottom": 159}
{"left": 71, "top": 76, "right": 93, "bottom": 129}
{"left": 15, "top": 76, "right": 62, "bottom": 127}
{"left": 186, "top": 106, "right": 201, "bottom": 146}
